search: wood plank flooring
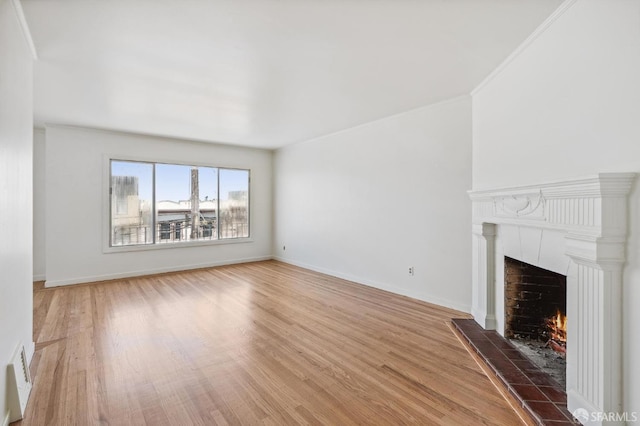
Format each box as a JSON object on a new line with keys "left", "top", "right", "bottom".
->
{"left": 17, "top": 260, "right": 523, "bottom": 425}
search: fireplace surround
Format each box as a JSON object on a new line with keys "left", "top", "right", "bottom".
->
{"left": 469, "top": 173, "right": 635, "bottom": 425}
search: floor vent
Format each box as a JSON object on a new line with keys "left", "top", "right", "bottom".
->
{"left": 7, "top": 343, "right": 32, "bottom": 422}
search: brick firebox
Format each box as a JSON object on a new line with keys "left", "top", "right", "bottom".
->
{"left": 504, "top": 256, "right": 566, "bottom": 341}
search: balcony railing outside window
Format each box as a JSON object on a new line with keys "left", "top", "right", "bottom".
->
{"left": 112, "top": 220, "right": 219, "bottom": 246}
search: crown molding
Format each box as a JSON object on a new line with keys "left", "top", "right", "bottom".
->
{"left": 471, "top": 0, "right": 577, "bottom": 97}
{"left": 11, "top": 0, "right": 37, "bottom": 60}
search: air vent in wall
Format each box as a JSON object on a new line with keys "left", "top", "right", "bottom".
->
{"left": 7, "top": 342, "right": 32, "bottom": 422}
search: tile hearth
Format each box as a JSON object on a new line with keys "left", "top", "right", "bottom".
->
{"left": 452, "top": 319, "right": 579, "bottom": 425}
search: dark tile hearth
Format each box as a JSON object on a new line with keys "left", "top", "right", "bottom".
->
{"left": 452, "top": 319, "right": 579, "bottom": 425}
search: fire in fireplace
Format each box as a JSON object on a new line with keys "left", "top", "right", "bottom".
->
{"left": 545, "top": 308, "right": 567, "bottom": 355}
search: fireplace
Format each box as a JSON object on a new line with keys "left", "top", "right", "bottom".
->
{"left": 468, "top": 173, "right": 635, "bottom": 425}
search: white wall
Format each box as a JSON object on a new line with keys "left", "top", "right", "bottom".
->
{"left": 0, "top": 0, "right": 34, "bottom": 422}
{"left": 44, "top": 125, "right": 273, "bottom": 286}
{"left": 274, "top": 96, "right": 472, "bottom": 312}
{"left": 33, "top": 128, "right": 45, "bottom": 281}
{"left": 472, "top": 0, "right": 640, "bottom": 416}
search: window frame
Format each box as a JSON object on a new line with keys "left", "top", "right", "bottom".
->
{"left": 103, "top": 155, "right": 252, "bottom": 254}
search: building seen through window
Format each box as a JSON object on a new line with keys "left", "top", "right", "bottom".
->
{"left": 110, "top": 160, "right": 249, "bottom": 247}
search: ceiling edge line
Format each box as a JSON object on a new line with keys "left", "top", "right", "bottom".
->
{"left": 11, "top": 0, "right": 38, "bottom": 60}
{"left": 277, "top": 93, "right": 471, "bottom": 152}
{"left": 42, "top": 122, "right": 273, "bottom": 152}
{"left": 471, "top": 0, "right": 578, "bottom": 97}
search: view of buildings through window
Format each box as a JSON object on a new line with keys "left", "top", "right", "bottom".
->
{"left": 110, "top": 160, "right": 249, "bottom": 246}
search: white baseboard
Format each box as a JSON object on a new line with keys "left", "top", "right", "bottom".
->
{"left": 33, "top": 274, "right": 46, "bottom": 282}
{"left": 42, "top": 255, "right": 471, "bottom": 313}
{"left": 44, "top": 256, "right": 273, "bottom": 287}
{"left": 274, "top": 256, "right": 471, "bottom": 314}
{"left": 2, "top": 411, "right": 10, "bottom": 426}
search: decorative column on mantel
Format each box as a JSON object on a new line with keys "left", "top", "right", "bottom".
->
{"left": 468, "top": 173, "right": 636, "bottom": 426}
{"left": 471, "top": 222, "right": 496, "bottom": 330}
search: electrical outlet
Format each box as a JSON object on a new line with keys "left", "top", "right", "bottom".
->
{"left": 408, "top": 267, "right": 414, "bottom": 276}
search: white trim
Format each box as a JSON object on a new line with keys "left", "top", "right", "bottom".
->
{"left": 469, "top": 173, "right": 636, "bottom": 236}
{"left": 44, "top": 256, "right": 272, "bottom": 287}
{"left": 33, "top": 274, "right": 45, "bottom": 282}
{"left": 104, "top": 237, "right": 254, "bottom": 254}
{"left": 274, "top": 257, "right": 471, "bottom": 314}
{"left": 471, "top": 223, "right": 497, "bottom": 330}
{"left": 469, "top": 172, "right": 636, "bottom": 197}
{"left": 471, "top": 0, "right": 578, "bottom": 96}
{"left": 2, "top": 411, "right": 10, "bottom": 426}
{"left": 10, "top": 0, "right": 37, "bottom": 60}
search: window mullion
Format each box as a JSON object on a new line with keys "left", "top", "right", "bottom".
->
{"left": 217, "top": 167, "right": 221, "bottom": 240}
{"left": 152, "top": 163, "right": 156, "bottom": 244}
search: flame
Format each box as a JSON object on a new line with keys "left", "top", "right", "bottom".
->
{"left": 546, "top": 309, "right": 567, "bottom": 344}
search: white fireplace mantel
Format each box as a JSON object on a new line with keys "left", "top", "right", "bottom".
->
{"left": 468, "top": 173, "right": 636, "bottom": 425}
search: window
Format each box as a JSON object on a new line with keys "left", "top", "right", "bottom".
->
{"left": 110, "top": 159, "right": 249, "bottom": 247}
{"left": 111, "top": 161, "right": 153, "bottom": 246}
{"left": 219, "top": 168, "right": 250, "bottom": 239}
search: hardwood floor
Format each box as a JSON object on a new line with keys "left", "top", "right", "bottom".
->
{"left": 18, "top": 261, "right": 523, "bottom": 425}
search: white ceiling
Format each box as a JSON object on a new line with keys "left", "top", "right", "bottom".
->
{"left": 22, "top": 0, "right": 563, "bottom": 149}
